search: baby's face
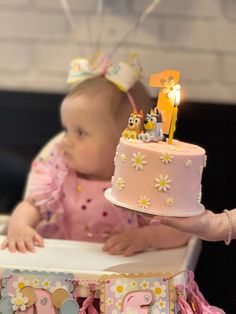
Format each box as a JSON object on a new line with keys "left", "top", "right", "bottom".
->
{"left": 60, "top": 93, "right": 119, "bottom": 180}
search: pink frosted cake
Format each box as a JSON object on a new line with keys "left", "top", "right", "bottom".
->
{"left": 105, "top": 137, "right": 206, "bottom": 217}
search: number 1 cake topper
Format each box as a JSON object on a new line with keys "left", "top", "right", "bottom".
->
{"left": 149, "top": 70, "right": 181, "bottom": 144}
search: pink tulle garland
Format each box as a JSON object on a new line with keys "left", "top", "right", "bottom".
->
{"left": 79, "top": 284, "right": 99, "bottom": 314}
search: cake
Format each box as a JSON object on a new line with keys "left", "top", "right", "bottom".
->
{"left": 105, "top": 69, "right": 206, "bottom": 217}
{"left": 105, "top": 137, "right": 206, "bottom": 217}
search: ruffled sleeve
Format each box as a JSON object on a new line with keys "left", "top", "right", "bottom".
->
{"left": 26, "top": 145, "right": 68, "bottom": 219}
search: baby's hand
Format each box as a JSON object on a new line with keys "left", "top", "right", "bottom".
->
{"left": 2, "top": 223, "right": 44, "bottom": 253}
{"left": 103, "top": 228, "right": 148, "bottom": 257}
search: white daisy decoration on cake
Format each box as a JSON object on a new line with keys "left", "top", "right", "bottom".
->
{"left": 131, "top": 152, "right": 147, "bottom": 171}
{"left": 120, "top": 153, "right": 126, "bottom": 162}
{"left": 155, "top": 175, "right": 172, "bottom": 192}
{"left": 160, "top": 152, "right": 173, "bottom": 164}
{"left": 11, "top": 292, "right": 29, "bottom": 312}
{"left": 165, "top": 198, "right": 174, "bottom": 207}
{"left": 185, "top": 159, "right": 192, "bottom": 168}
{"left": 162, "top": 78, "right": 181, "bottom": 99}
{"left": 138, "top": 196, "right": 151, "bottom": 209}
{"left": 116, "top": 178, "right": 125, "bottom": 190}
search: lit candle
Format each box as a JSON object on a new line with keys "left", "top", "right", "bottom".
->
{"left": 168, "top": 89, "right": 181, "bottom": 145}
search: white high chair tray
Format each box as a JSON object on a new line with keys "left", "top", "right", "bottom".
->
{"left": 0, "top": 235, "right": 200, "bottom": 278}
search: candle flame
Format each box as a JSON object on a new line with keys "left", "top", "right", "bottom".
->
{"left": 175, "top": 89, "right": 181, "bottom": 106}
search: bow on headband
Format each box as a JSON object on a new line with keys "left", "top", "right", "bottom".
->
{"left": 67, "top": 50, "right": 142, "bottom": 93}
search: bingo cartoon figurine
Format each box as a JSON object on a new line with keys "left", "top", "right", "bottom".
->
{"left": 138, "top": 107, "right": 163, "bottom": 142}
{"left": 122, "top": 110, "right": 144, "bottom": 140}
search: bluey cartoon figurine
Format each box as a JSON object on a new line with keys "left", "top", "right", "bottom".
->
{"left": 138, "top": 107, "right": 164, "bottom": 142}
{"left": 122, "top": 110, "right": 144, "bottom": 140}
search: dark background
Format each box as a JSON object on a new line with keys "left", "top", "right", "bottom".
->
{"left": 0, "top": 90, "right": 235, "bottom": 313}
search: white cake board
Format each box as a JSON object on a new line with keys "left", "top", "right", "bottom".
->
{"left": 105, "top": 188, "right": 205, "bottom": 217}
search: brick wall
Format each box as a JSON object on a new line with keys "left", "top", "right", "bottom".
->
{"left": 0, "top": 0, "right": 236, "bottom": 103}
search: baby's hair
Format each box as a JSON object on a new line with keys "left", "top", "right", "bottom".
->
{"left": 67, "top": 76, "right": 153, "bottom": 134}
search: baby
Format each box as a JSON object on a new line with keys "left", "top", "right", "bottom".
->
{"left": 2, "top": 59, "right": 190, "bottom": 255}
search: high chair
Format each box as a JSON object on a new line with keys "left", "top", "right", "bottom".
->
{"left": 0, "top": 132, "right": 202, "bottom": 314}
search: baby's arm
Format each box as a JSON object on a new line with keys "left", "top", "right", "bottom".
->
{"left": 2, "top": 200, "right": 44, "bottom": 253}
{"left": 103, "top": 225, "right": 190, "bottom": 257}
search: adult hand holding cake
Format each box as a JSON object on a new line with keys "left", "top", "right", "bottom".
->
{"left": 150, "top": 208, "right": 236, "bottom": 246}
{"left": 105, "top": 70, "right": 207, "bottom": 218}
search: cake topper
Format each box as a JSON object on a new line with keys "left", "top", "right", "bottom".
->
{"left": 122, "top": 110, "right": 144, "bottom": 140}
{"left": 138, "top": 107, "right": 164, "bottom": 142}
{"left": 149, "top": 70, "right": 181, "bottom": 144}
{"left": 121, "top": 70, "right": 182, "bottom": 145}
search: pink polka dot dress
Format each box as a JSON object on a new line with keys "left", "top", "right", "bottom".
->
{"left": 26, "top": 146, "right": 139, "bottom": 242}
